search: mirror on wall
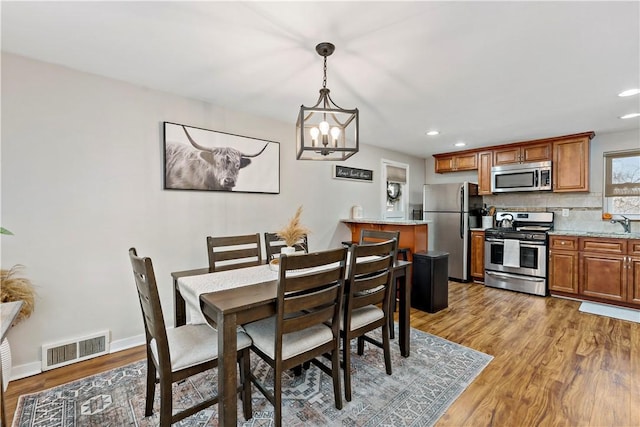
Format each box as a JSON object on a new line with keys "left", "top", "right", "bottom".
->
{"left": 381, "top": 160, "right": 409, "bottom": 219}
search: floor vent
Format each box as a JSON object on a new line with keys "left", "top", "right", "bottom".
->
{"left": 42, "top": 330, "right": 110, "bottom": 371}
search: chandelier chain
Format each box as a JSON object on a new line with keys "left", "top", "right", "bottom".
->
{"left": 322, "top": 56, "right": 328, "bottom": 89}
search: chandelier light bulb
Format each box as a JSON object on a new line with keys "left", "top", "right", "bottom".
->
{"left": 330, "top": 126, "right": 340, "bottom": 147}
{"left": 310, "top": 127, "right": 320, "bottom": 140}
{"left": 319, "top": 121, "right": 330, "bottom": 135}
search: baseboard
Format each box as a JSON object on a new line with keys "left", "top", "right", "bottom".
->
{"left": 10, "top": 333, "right": 146, "bottom": 381}
{"left": 579, "top": 301, "right": 640, "bottom": 323}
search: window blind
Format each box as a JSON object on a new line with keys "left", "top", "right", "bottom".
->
{"left": 386, "top": 165, "right": 407, "bottom": 183}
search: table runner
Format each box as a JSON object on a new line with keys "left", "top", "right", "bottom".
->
{"left": 178, "top": 265, "right": 277, "bottom": 324}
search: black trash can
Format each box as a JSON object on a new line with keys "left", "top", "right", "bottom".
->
{"left": 411, "top": 250, "right": 449, "bottom": 313}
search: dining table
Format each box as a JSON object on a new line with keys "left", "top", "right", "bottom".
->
{"left": 171, "top": 258, "right": 411, "bottom": 426}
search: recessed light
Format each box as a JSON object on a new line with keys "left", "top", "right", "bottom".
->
{"left": 426, "top": 130, "right": 440, "bottom": 136}
{"left": 618, "top": 89, "right": 640, "bottom": 97}
{"left": 620, "top": 113, "right": 640, "bottom": 119}
{"left": 454, "top": 142, "right": 466, "bottom": 147}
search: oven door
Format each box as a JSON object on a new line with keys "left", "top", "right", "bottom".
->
{"left": 484, "top": 238, "right": 547, "bottom": 277}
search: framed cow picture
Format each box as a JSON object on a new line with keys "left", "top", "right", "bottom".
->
{"left": 163, "top": 122, "right": 280, "bottom": 194}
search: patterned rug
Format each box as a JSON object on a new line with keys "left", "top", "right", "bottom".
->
{"left": 13, "top": 327, "right": 492, "bottom": 426}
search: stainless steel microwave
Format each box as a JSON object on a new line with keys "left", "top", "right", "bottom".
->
{"left": 491, "top": 160, "right": 552, "bottom": 193}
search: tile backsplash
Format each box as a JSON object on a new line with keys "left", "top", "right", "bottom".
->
{"left": 483, "top": 192, "right": 639, "bottom": 233}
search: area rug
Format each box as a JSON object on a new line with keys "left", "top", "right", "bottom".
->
{"left": 579, "top": 301, "right": 640, "bottom": 323}
{"left": 13, "top": 327, "right": 492, "bottom": 427}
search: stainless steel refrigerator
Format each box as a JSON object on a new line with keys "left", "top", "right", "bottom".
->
{"left": 423, "top": 182, "right": 482, "bottom": 282}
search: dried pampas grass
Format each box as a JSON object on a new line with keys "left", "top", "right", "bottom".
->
{"left": 1, "top": 265, "right": 35, "bottom": 324}
{"left": 277, "top": 205, "right": 310, "bottom": 247}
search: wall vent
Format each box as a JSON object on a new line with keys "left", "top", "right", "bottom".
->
{"left": 42, "top": 330, "right": 110, "bottom": 371}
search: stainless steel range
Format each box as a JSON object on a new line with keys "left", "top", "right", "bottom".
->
{"left": 484, "top": 211, "right": 554, "bottom": 296}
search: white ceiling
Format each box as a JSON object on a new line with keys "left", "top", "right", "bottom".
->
{"left": 2, "top": 1, "right": 639, "bottom": 158}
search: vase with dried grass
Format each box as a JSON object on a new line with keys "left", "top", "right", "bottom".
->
{"left": 276, "top": 206, "right": 310, "bottom": 256}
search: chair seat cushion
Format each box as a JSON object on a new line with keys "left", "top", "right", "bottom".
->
{"left": 151, "top": 324, "right": 252, "bottom": 372}
{"left": 342, "top": 305, "right": 384, "bottom": 332}
{"left": 244, "top": 316, "right": 333, "bottom": 361}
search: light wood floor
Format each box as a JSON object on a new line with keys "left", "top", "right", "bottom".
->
{"left": 5, "top": 281, "right": 640, "bottom": 426}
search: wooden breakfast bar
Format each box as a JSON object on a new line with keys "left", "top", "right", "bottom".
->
{"left": 340, "top": 218, "right": 430, "bottom": 260}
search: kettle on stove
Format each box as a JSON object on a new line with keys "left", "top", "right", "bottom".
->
{"left": 498, "top": 213, "right": 514, "bottom": 229}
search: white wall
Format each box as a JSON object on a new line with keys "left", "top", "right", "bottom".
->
{"left": 0, "top": 53, "right": 426, "bottom": 376}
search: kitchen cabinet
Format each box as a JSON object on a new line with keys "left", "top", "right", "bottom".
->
{"left": 432, "top": 132, "right": 594, "bottom": 194}
{"left": 470, "top": 230, "right": 485, "bottom": 282}
{"left": 549, "top": 235, "right": 640, "bottom": 308}
{"left": 493, "top": 142, "right": 551, "bottom": 166}
{"left": 477, "top": 151, "right": 493, "bottom": 195}
{"left": 580, "top": 238, "right": 627, "bottom": 302}
{"left": 626, "top": 239, "right": 640, "bottom": 304}
{"left": 548, "top": 236, "right": 579, "bottom": 294}
{"left": 553, "top": 135, "right": 591, "bottom": 192}
{"left": 434, "top": 152, "right": 477, "bottom": 173}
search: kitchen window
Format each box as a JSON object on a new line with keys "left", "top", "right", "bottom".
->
{"left": 603, "top": 149, "right": 640, "bottom": 220}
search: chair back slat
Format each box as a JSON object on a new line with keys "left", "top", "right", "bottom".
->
{"left": 214, "top": 247, "right": 262, "bottom": 262}
{"left": 283, "top": 268, "right": 343, "bottom": 293}
{"left": 282, "top": 300, "right": 337, "bottom": 334}
{"left": 282, "top": 285, "right": 340, "bottom": 316}
{"left": 264, "top": 232, "right": 309, "bottom": 261}
{"left": 353, "top": 256, "right": 392, "bottom": 276}
{"left": 207, "top": 233, "right": 262, "bottom": 272}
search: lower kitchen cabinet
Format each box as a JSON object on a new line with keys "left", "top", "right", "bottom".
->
{"left": 549, "top": 235, "right": 640, "bottom": 309}
{"left": 580, "top": 253, "right": 627, "bottom": 302}
{"left": 548, "top": 235, "right": 579, "bottom": 294}
{"left": 549, "top": 252, "right": 579, "bottom": 294}
{"left": 470, "top": 230, "right": 485, "bottom": 282}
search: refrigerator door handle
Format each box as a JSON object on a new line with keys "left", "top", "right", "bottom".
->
{"left": 459, "top": 186, "right": 464, "bottom": 238}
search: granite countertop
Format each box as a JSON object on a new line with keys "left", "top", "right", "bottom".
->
{"left": 340, "top": 218, "right": 432, "bottom": 225}
{"left": 548, "top": 230, "right": 640, "bottom": 239}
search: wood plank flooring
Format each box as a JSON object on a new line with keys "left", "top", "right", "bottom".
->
{"left": 5, "top": 281, "right": 640, "bottom": 426}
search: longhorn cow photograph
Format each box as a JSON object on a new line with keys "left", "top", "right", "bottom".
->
{"left": 163, "top": 122, "right": 280, "bottom": 193}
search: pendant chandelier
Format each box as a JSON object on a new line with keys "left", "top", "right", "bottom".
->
{"left": 296, "top": 42, "right": 359, "bottom": 161}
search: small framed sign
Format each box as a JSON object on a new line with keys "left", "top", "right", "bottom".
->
{"left": 333, "top": 165, "right": 373, "bottom": 182}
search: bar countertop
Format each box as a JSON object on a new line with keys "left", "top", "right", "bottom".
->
{"left": 340, "top": 218, "right": 432, "bottom": 226}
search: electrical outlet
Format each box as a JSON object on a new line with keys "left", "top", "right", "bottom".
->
{"left": 562, "top": 209, "right": 570, "bottom": 217}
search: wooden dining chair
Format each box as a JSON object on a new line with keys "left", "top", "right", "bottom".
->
{"left": 128, "top": 248, "right": 253, "bottom": 426}
{"left": 359, "top": 229, "right": 400, "bottom": 338}
{"left": 206, "top": 233, "right": 262, "bottom": 272}
{"left": 263, "top": 232, "right": 309, "bottom": 261}
{"left": 341, "top": 239, "right": 396, "bottom": 402}
{"left": 243, "top": 247, "right": 348, "bottom": 427}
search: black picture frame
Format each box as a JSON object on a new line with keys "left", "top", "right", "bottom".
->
{"left": 163, "top": 122, "right": 280, "bottom": 194}
{"left": 333, "top": 165, "right": 373, "bottom": 182}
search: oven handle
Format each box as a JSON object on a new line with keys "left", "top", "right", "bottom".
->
{"left": 485, "top": 237, "right": 546, "bottom": 246}
{"left": 485, "top": 270, "right": 546, "bottom": 282}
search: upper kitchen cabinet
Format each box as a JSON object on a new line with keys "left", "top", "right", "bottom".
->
{"left": 552, "top": 133, "right": 594, "bottom": 192}
{"left": 477, "top": 151, "right": 493, "bottom": 195}
{"left": 493, "top": 141, "right": 552, "bottom": 166}
{"left": 434, "top": 151, "right": 478, "bottom": 173}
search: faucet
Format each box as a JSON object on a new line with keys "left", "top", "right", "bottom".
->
{"left": 610, "top": 215, "right": 631, "bottom": 233}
